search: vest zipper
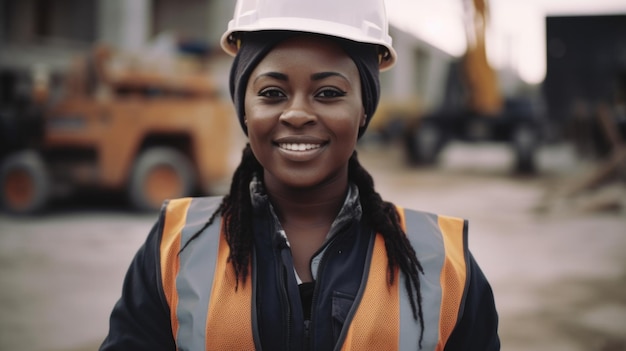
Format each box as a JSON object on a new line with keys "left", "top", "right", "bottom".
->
{"left": 303, "top": 319, "right": 311, "bottom": 351}
{"left": 278, "top": 247, "right": 292, "bottom": 350}
{"left": 306, "top": 236, "right": 339, "bottom": 350}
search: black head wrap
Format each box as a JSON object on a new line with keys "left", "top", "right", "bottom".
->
{"left": 228, "top": 31, "right": 380, "bottom": 138}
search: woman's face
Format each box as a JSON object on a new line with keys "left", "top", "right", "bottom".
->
{"left": 244, "top": 35, "right": 365, "bottom": 190}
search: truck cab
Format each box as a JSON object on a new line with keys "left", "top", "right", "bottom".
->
{"left": 1, "top": 44, "right": 235, "bottom": 214}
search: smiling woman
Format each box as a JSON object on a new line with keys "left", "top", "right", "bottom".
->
{"left": 99, "top": 0, "right": 500, "bottom": 350}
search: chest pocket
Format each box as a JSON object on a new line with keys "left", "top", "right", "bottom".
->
{"left": 332, "top": 291, "right": 355, "bottom": 340}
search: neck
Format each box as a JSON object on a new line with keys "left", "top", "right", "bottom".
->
{"left": 265, "top": 176, "right": 348, "bottom": 230}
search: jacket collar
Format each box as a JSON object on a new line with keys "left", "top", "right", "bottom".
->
{"left": 249, "top": 174, "right": 362, "bottom": 245}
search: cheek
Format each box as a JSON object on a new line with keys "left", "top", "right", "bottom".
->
{"left": 244, "top": 99, "right": 277, "bottom": 134}
{"left": 330, "top": 106, "right": 365, "bottom": 139}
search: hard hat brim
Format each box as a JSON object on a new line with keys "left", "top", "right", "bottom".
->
{"left": 220, "top": 17, "right": 397, "bottom": 71}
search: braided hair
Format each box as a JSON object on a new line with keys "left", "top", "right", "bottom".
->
{"left": 186, "top": 143, "right": 426, "bottom": 346}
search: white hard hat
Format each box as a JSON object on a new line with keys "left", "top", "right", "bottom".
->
{"left": 220, "top": 0, "right": 397, "bottom": 71}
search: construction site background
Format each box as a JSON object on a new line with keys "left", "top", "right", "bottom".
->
{"left": 0, "top": 1, "right": 625, "bottom": 350}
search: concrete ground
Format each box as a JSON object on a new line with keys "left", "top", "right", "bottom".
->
{"left": 1, "top": 142, "right": 625, "bottom": 351}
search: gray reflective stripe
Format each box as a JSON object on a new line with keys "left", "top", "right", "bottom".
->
{"left": 175, "top": 197, "right": 223, "bottom": 351}
{"left": 399, "top": 210, "right": 445, "bottom": 351}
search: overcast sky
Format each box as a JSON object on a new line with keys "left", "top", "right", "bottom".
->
{"left": 385, "top": 0, "right": 626, "bottom": 84}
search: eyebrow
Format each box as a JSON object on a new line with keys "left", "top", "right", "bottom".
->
{"left": 311, "top": 71, "right": 349, "bottom": 82}
{"left": 253, "top": 71, "right": 349, "bottom": 84}
{"left": 254, "top": 72, "right": 288, "bottom": 83}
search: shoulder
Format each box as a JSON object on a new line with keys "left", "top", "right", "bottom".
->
{"left": 162, "top": 196, "right": 223, "bottom": 216}
{"left": 397, "top": 206, "right": 467, "bottom": 243}
{"left": 158, "top": 196, "right": 224, "bottom": 249}
{"left": 160, "top": 196, "right": 223, "bottom": 222}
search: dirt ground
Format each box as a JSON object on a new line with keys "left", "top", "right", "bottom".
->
{"left": 1, "top": 142, "right": 625, "bottom": 351}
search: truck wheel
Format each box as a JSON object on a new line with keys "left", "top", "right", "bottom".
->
{"left": 0, "top": 150, "right": 50, "bottom": 215}
{"left": 129, "top": 147, "right": 196, "bottom": 212}
{"left": 512, "top": 124, "right": 537, "bottom": 174}
{"left": 406, "top": 122, "right": 444, "bottom": 165}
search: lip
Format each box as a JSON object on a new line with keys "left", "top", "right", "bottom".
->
{"left": 274, "top": 135, "right": 327, "bottom": 144}
{"left": 273, "top": 136, "right": 328, "bottom": 161}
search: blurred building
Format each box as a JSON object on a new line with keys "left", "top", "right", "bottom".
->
{"left": 544, "top": 14, "right": 626, "bottom": 154}
{"left": 0, "top": 0, "right": 462, "bottom": 106}
{"left": 0, "top": 0, "right": 233, "bottom": 71}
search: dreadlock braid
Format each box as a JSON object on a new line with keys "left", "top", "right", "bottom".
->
{"left": 181, "top": 144, "right": 261, "bottom": 288}
{"left": 348, "top": 150, "right": 426, "bottom": 346}
{"left": 220, "top": 145, "right": 263, "bottom": 286}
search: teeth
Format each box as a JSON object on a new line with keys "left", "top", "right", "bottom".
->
{"left": 279, "top": 143, "right": 322, "bottom": 151}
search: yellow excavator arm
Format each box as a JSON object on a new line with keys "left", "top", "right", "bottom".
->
{"left": 462, "top": 0, "right": 503, "bottom": 116}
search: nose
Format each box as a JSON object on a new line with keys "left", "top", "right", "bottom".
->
{"left": 279, "top": 95, "right": 316, "bottom": 128}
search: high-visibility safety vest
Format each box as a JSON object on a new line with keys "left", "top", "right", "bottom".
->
{"left": 159, "top": 197, "right": 468, "bottom": 351}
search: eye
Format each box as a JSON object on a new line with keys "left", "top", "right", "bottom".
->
{"left": 316, "top": 88, "right": 346, "bottom": 99}
{"left": 258, "top": 88, "right": 286, "bottom": 99}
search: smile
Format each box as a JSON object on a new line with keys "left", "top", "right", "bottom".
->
{"left": 278, "top": 143, "right": 322, "bottom": 151}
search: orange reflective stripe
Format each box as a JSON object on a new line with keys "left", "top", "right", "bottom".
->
{"left": 205, "top": 221, "right": 255, "bottom": 351}
{"left": 159, "top": 198, "right": 192, "bottom": 342}
{"left": 436, "top": 215, "right": 466, "bottom": 350}
{"left": 341, "top": 233, "right": 400, "bottom": 351}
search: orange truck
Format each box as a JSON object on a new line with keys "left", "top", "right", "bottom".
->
{"left": 0, "top": 43, "right": 235, "bottom": 214}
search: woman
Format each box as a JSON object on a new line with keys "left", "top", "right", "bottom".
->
{"left": 100, "top": 0, "right": 500, "bottom": 350}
